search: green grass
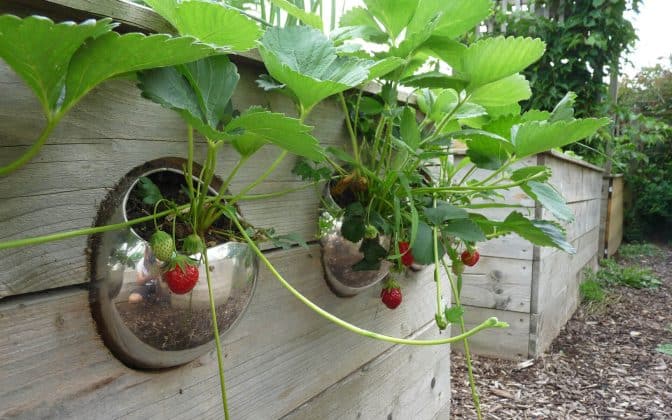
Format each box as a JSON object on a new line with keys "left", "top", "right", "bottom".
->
{"left": 579, "top": 279, "right": 605, "bottom": 303}
{"left": 589, "top": 258, "right": 662, "bottom": 289}
{"left": 618, "top": 242, "right": 663, "bottom": 262}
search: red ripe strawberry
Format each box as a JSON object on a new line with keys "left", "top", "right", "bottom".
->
{"left": 398, "top": 241, "right": 414, "bottom": 267}
{"left": 461, "top": 249, "right": 480, "bottom": 267}
{"left": 380, "top": 283, "right": 402, "bottom": 309}
{"left": 164, "top": 257, "right": 199, "bottom": 294}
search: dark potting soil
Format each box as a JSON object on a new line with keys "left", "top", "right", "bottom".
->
{"left": 125, "top": 170, "right": 234, "bottom": 247}
{"left": 116, "top": 282, "right": 254, "bottom": 351}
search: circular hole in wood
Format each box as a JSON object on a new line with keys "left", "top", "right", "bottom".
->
{"left": 89, "top": 158, "right": 258, "bottom": 369}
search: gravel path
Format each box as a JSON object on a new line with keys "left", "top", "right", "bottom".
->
{"left": 451, "top": 245, "right": 672, "bottom": 419}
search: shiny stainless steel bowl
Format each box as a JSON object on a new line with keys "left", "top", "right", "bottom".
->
{"left": 90, "top": 167, "right": 258, "bottom": 369}
{"left": 319, "top": 184, "right": 391, "bottom": 297}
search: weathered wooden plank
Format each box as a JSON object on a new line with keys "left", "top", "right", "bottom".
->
{"left": 0, "top": 244, "right": 452, "bottom": 419}
{"left": 535, "top": 227, "right": 599, "bottom": 317}
{"left": 460, "top": 256, "right": 532, "bottom": 313}
{"left": 530, "top": 247, "right": 598, "bottom": 356}
{"left": 281, "top": 322, "right": 451, "bottom": 420}
{"left": 606, "top": 176, "right": 624, "bottom": 256}
{"left": 545, "top": 154, "right": 604, "bottom": 203}
{"left": 540, "top": 198, "right": 601, "bottom": 257}
{"left": 454, "top": 307, "right": 530, "bottom": 360}
{"left": 0, "top": 59, "right": 348, "bottom": 297}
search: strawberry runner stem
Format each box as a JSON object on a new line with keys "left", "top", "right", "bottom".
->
{"left": 440, "top": 256, "right": 483, "bottom": 420}
{"left": 202, "top": 244, "right": 231, "bottom": 420}
{"left": 229, "top": 213, "right": 509, "bottom": 346}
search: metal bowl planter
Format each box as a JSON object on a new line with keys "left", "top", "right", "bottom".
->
{"left": 319, "top": 184, "right": 391, "bottom": 297}
{"left": 90, "top": 164, "right": 258, "bottom": 369}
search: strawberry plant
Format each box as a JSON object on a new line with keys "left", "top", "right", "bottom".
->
{"left": 0, "top": 0, "right": 612, "bottom": 418}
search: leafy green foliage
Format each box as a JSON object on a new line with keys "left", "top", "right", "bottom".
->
{"left": 491, "top": 1, "right": 641, "bottom": 161}
{"left": 138, "top": 56, "right": 323, "bottom": 160}
{"left": 589, "top": 258, "right": 661, "bottom": 289}
{"left": 258, "top": 26, "right": 373, "bottom": 112}
{"left": 579, "top": 279, "right": 605, "bottom": 303}
{"left": 0, "top": 15, "right": 114, "bottom": 116}
{"left": 617, "top": 62, "right": 672, "bottom": 240}
{"left": 143, "top": 0, "right": 262, "bottom": 51}
{"left": 656, "top": 343, "right": 672, "bottom": 356}
{"left": 137, "top": 176, "right": 164, "bottom": 206}
{"left": 459, "top": 36, "right": 546, "bottom": 88}
{"left": 267, "top": 0, "right": 323, "bottom": 30}
{"left": 512, "top": 118, "right": 610, "bottom": 158}
{"left": 617, "top": 242, "right": 663, "bottom": 262}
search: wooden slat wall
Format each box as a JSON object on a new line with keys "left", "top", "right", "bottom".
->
{"left": 454, "top": 152, "right": 603, "bottom": 359}
{"left": 606, "top": 176, "right": 624, "bottom": 257}
{"left": 0, "top": 2, "right": 455, "bottom": 418}
{"left": 0, "top": 245, "right": 453, "bottom": 419}
{"left": 530, "top": 154, "right": 603, "bottom": 355}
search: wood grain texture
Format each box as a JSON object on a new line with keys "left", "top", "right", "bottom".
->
{"left": 454, "top": 307, "right": 530, "bottom": 360}
{"left": 460, "top": 256, "right": 532, "bottom": 313}
{"left": 0, "top": 60, "right": 346, "bottom": 298}
{"left": 606, "top": 176, "right": 624, "bottom": 257}
{"left": 0, "top": 245, "right": 453, "bottom": 419}
{"left": 545, "top": 154, "right": 604, "bottom": 203}
{"left": 281, "top": 322, "right": 451, "bottom": 420}
{"left": 531, "top": 227, "right": 600, "bottom": 357}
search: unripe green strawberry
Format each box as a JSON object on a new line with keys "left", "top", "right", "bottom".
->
{"left": 150, "top": 230, "right": 174, "bottom": 261}
{"left": 182, "top": 233, "right": 204, "bottom": 255}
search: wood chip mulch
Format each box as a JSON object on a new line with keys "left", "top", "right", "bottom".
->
{"left": 451, "top": 245, "right": 672, "bottom": 419}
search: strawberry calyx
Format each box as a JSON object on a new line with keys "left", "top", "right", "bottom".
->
{"left": 165, "top": 253, "right": 198, "bottom": 272}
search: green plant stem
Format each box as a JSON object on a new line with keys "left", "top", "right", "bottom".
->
{"left": 440, "top": 257, "right": 482, "bottom": 419}
{"left": 230, "top": 215, "right": 508, "bottom": 346}
{"left": 228, "top": 150, "right": 288, "bottom": 205}
{"left": 413, "top": 172, "right": 547, "bottom": 194}
{"left": 338, "top": 93, "right": 360, "bottom": 165}
{"left": 0, "top": 119, "right": 58, "bottom": 176}
{"left": 0, "top": 205, "right": 184, "bottom": 251}
{"left": 432, "top": 211, "right": 443, "bottom": 322}
{"left": 186, "top": 125, "right": 196, "bottom": 202}
{"left": 202, "top": 244, "right": 230, "bottom": 420}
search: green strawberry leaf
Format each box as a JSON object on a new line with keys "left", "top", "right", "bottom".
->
{"left": 353, "top": 238, "right": 388, "bottom": 271}
{"left": 363, "top": 0, "right": 417, "bottom": 39}
{"left": 269, "top": 0, "right": 323, "bottom": 30}
{"left": 431, "top": 0, "right": 492, "bottom": 39}
{"left": 443, "top": 218, "right": 487, "bottom": 242}
{"left": 423, "top": 202, "right": 468, "bottom": 226}
{"left": 444, "top": 305, "right": 465, "bottom": 324}
{"left": 461, "top": 36, "right": 546, "bottom": 88}
{"left": 410, "top": 221, "right": 445, "bottom": 265}
{"left": 550, "top": 91, "right": 577, "bottom": 122}
{"left": 64, "top": 31, "right": 216, "bottom": 113}
{"left": 521, "top": 181, "right": 574, "bottom": 222}
{"left": 137, "top": 55, "right": 240, "bottom": 139}
{"left": 0, "top": 15, "right": 115, "bottom": 116}
{"left": 470, "top": 74, "right": 532, "bottom": 107}
{"left": 226, "top": 108, "right": 324, "bottom": 161}
{"left": 143, "top": 0, "right": 261, "bottom": 51}
{"left": 473, "top": 212, "right": 575, "bottom": 253}
{"left": 138, "top": 176, "right": 164, "bottom": 206}
{"left": 258, "top": 26, "right": 373, "bottom": 112}
{"left": 341, "top": 202, "right": 367, "bottom": 243}
{"left": 338, "top": 7, "right": 389, "bottom": 43}
{"left": 511, "top": 166, "right": 551, "bottom": 184}
{"left": 401, "top": 72, "right": 469, "bottom": 90}
{"left": 512, "top": 118, "right": 611, "bottom": 158}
